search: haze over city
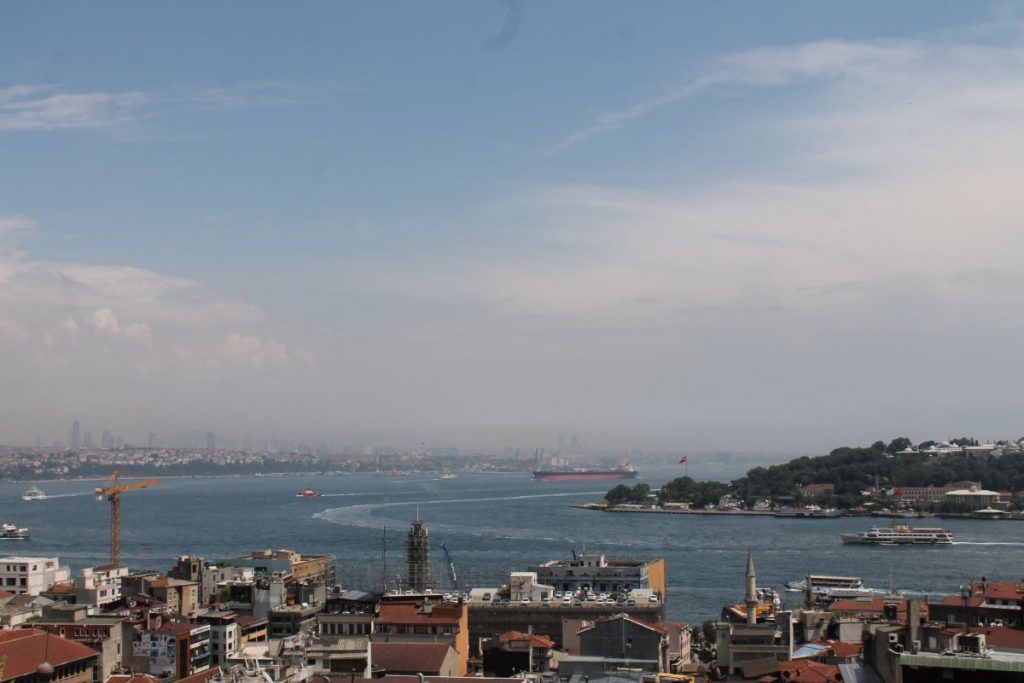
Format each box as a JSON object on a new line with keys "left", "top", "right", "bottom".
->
{"left": 3, "top": 2, "right": 1024, "bottom": 451}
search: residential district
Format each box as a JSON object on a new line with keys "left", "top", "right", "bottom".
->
{"left": 2, "top": 513, "right": 1024, "bottom": 683}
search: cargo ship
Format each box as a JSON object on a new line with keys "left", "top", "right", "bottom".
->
{"left": 532, "top": 465, "right": 638, "bottom": 482}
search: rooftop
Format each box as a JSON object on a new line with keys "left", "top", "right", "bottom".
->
{"left": 371, "top": 642, "right": 453, "bottom": 673}
{"left": 0, "top": 628, "right": 99, "bottom": 679}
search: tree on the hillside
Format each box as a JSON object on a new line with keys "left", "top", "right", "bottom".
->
{"left": 887, "top": 437, "right": 913, "bottom": 454}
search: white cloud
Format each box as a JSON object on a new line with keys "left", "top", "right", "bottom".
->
{"left": 91, "top": 308, "right": 153, "bottom": 344}
{"left": 0, "top": 86, "right": 147, "bottom": 131}
{"left": 218, "top": 333, "right": 291, "bottom": 368}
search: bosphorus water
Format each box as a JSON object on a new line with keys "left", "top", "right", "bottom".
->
{"left": 3, "top": 465, "right": 1023, "bottom": 623}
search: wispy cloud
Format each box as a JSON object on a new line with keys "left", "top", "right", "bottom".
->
{"left": 0, "top": 81, "right": 330, "bottom": 136}
{"left": 557, "top": 39, "right": 929, "bottom": 149}
{"left": 0, "top": 85, "right": 147, "bottom": 131}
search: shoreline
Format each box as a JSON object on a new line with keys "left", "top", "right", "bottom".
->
{"left": 571, "top": 503, "right": 1024, "bottom": 521}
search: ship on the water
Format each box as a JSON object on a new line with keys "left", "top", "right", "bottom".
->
{"left": 295, "top": 489, "right": 321, "bottom": 498}
{"left": 21, "top": 486, "right": 46, "bottom": 501}
{"left": 0, "top": 522, "right": 30, "bottom": 540}
{"left": 841, "top": 522, "right": 953, "bottom": 545}
{"left": 532, "top": 465, "right": 638, "bottom": 481}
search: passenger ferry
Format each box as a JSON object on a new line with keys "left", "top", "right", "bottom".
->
{"left": 295, "top": 489, "right": 321, "bottom": 498}
{"left": 0, "top": 522, "right": 30, "bottom": 539}
{"left": 21, "top": 486, "right": 46, "bottom": 501}
{"left": 785, "top": 575, "right": 864, "bottom": 591}
{"left": 840, "top": 523, "right": 953, "bottom": 545}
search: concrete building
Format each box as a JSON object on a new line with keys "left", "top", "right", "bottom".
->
{"left": 0, "top": 628, "right": 100, "bottom": 683}
{"left": 219, "top": 549, "right": 335, "bottom": 585}
{"left": 29, "top": 603, "right": 131, "bottom": 681}
{"left": 134, "top": 621, "right": 211, "bottom": 680}
{"left": 75, "top": 565, "right": 130, "bottom": 608}
{"left": 529, "top": 554, "right": 666, "bottom": 598}
{"left": 150, "top": 577, "right": 200, "bottom": 617}
{"left": 268, "top": 603, "right": 319, "bottom": 638}
{"left": 930, "top": 579, "right": 1024, "bottom": 629}
{"left": 578, "top": 614, "right": 668, "bottom": 671}
{"left": 197, "top": 610, "right": 241, "bottom": 666}
{"left": 371, "top": 642, "right": 461, "bottom": 677}
{"left": 375, "top": 596, "right": 470, "bottom": 676}
{"left": 319, "top": 609, "right": 375, "bottom": 637}
{"left": 509, "top": 572, "right": 555, "bottom": 602}
{"left": 945, "top": 486, "right": 1005, "bottom": 510}
{"left": 0, "top": 556, "right": 70, "bottom": 596}
{"left": 481, "top": 631, "right": 555, "bottom": 676}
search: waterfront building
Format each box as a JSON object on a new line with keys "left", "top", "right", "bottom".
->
{"left": 0, "top": 628, "right": 100, "bottom": 683}
{"left": 797, "top": 483, "right": 835, "bottom": 500}
{"left": 75, "top": 564, "right": 130, "bottom": 607}
{"left": 945, "top": 486, "right": 1005, "bottom": 510}
{"left": 28, "top": 603, "right": 131, "bottom": 681}
{"left": 375, "top": 595, "right": 470, "bottom": 675}
{"left": 0, "top": 556, "right": 70, "bottom": 596}
{"left": 528, "top": 554, "right": 666, "bottom": 598}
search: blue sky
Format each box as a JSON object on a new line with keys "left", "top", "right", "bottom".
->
{"left": 2, "top": 2, "right": 1023, "bottom": 450}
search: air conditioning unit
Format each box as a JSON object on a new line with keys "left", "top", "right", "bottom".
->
{"left": 892, "top": 644, "right": 904, "bottom": 653}
{"left": 888, "top": 634, "right": 900, "bottom": 644}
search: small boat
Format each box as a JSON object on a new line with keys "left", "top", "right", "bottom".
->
{"left": 0, "top": 522, "right": 30, "bottom": 539}
{"left": 296, "top": 489, "right": 321, "bottom": 498}
{"left": 440, "top": 473, "right": 457, "bottom": 480}
{"left": 21, "top": 487, "right": 46, "bottom": 501}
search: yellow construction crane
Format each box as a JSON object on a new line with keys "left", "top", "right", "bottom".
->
{"left": 95, "top": 470, "right": 160, "bottom": 567}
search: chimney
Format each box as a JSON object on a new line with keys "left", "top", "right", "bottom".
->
{"left": 908, "top": 600, "right": 920, "bottom": 651}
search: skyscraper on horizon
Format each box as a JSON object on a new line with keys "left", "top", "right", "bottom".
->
{"left": 206, "top": 431, "right": 215, "bottom": 450}
{"left": 70, "top": 421, "right": 80, "bottom": 450}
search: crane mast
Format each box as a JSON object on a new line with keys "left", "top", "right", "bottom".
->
{"left": 95, "top": 470, "right": 160, "bottom": 567}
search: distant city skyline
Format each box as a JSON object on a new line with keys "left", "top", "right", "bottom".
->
{"left": 3, "top": 3, "right": 1024, "bottom": 451}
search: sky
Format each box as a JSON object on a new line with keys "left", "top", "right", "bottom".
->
{"left": 2, "top": 1, "right": 1024, "bottom": 452}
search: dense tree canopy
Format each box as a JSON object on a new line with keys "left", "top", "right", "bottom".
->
{"left": 603, "top": 438, "right": 1024, "bottom": 509}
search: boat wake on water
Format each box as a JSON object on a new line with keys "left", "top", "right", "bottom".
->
{"left": 953, "top": 541, "right": 1024, "bottom": 546}
{"left": 313, "top": 491, "right": 607, "bottom": 542}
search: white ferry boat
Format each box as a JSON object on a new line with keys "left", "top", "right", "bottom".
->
{"left": 785, "top": 575, "right": 864, "bottom": 591}
{"left": 0, "top": 522, "right": 30, "bottom": 539}
{"left": 21, "top": 486, "right": 46, "bottom": 501}
{"left": 440, "top": 473, "right": 457, "bottom": 480}
{"left": 840, "top": 523, "right": 953, "bottom": 545}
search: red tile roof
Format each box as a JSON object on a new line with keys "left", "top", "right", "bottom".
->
{"left": 107, "top": 674, "right": 160, "bottom": 683}
{"left": 777, "top": 659, "right": 842, "bottom": 683}
{"left": 377, "top": 602, "right": 463, "bottom": 626}
{"left": 811, "top": 640, "right": 862, "bottom": 658}
{"left": 974, "top": 581, "right": 1024, "bottom": 601}
{"left": 372, "top": 642, "right": 454, "bottom": 674}
{"left": 0, "top": 628, "right": 99, "bottom": 679}
{"left": 177, "top": 666, "right": 224, "bottom": 683}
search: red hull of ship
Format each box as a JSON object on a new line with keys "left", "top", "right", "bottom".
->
{"left": 532, "top": 472, "right": 638, "bottom": 481}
